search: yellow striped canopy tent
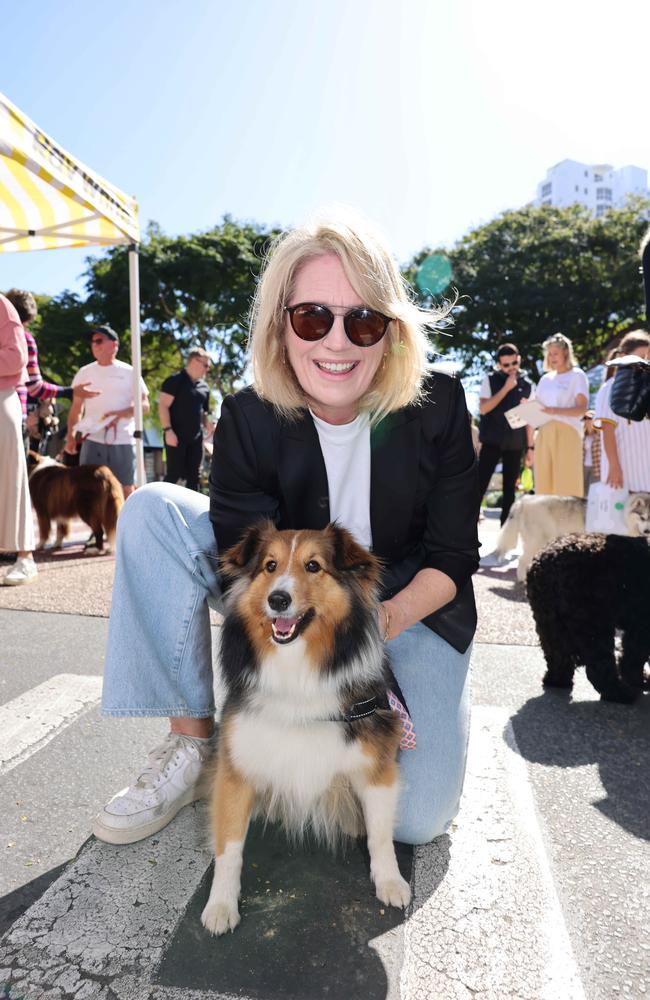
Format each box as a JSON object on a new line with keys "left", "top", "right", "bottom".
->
{"left": 0, "top": 91, "right": 146, "bottom": 484}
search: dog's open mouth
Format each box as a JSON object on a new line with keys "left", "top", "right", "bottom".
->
{"left": 270, "top": 609, "right": 314, "bottom": 644}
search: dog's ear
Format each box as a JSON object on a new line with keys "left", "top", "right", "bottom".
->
{"left": 326, "top": 522, "right": 382, "bottom": 588}
{"left": 220, "top": 520, "right": 275, "bottom": 579}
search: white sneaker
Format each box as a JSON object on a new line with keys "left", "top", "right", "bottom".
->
{"left": 92, "top": 733, "right": 215, "bottom": 845}
{"left": 3, "top": 556, "right": 38, "bottom": 586}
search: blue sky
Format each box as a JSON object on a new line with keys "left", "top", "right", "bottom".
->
{"left": 1, "top": 0, "right": 648, "bottom": 300}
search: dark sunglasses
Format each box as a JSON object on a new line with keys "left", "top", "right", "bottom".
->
{"left": 499, "top": 359, "right": 520, "bottom": 369}
{"left": 285, "top": 302, "right": 392, "bottom": 348}
{"left": 91, "top": 338, "right": 108, "bottom": 345}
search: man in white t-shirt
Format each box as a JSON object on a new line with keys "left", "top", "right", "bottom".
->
{"left": 65, "top": 325, "right": 149, "bottom": 498}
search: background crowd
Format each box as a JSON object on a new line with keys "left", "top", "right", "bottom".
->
{"left": 1, "top": 218, "right": 649, "bottom": 586}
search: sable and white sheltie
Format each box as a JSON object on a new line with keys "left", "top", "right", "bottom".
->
{"left": 201, "top": 521, "right": 411, "bottom": 936}
{"left": 28, "top": 454, "right": 124, "bottom": 553}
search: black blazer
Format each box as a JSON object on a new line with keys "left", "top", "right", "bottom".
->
{"left": 209, "top": 372, "right": 480, "bottom": 653}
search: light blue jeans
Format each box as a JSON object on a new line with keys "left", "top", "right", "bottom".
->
{"left": 103, "top": 483, "right": 472, "bottom": 845}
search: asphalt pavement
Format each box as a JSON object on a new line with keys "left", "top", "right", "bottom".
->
{"left": 0, "top": 512, "right": 648, "bottom": 999}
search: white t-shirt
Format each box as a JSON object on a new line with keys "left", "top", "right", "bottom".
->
{"left": 310, "top": 410, "right": 372, "bottom": 549}
{"left": 72, "top": 359, "right": 149, "bottom": 446}
{"left": 593, "top": 378, "right": 650, "bottom": 491}
{"left": 535, "top": 367, "right": 589, "bottom": 436}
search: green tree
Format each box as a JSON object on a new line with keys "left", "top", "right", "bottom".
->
{"left": 84, "top": 216, "right": 282, "bottom": 402}
{"left": 30, "top": 291, "right": 92, "bottom": 386}
{"left": 406, "top": 197, "right": 650, "bottom": 378}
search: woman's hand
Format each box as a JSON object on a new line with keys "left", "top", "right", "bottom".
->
{"left": 164, "top": 428, "right": 179, "bottom": 448}
{"left": 64, "top": 435, "right": 78, "bottom": 455}
{"left": 607, "top": 460, "right": 624, "bottom": 490}
{"left": 72, "top": 381, "right": 100, "bottom": 401}
{"left": 377, "top": 569, "right": 457, "bottom": 641}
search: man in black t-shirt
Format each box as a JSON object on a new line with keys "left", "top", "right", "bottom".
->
{"left": 478, "top": 343, "right": 535, "bottom": 524}
{"left": 159, "top": 349, "right": 211, "bottom": 491}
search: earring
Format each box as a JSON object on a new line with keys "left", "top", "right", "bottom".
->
{"left": 381, "top": 352, "right": 388, "bottom": 371}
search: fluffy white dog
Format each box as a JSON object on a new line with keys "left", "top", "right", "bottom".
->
{"left": 488, "top": 492, "right": 650, "bottom": 581}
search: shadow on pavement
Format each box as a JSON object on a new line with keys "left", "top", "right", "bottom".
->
{"left": 488, "top": 582, "right": 529, "bottom": 603}
{"left": 0, "top": 862, "right": 69, "bottom": 937}
{"left": 155, "top": 819, "right": 413, "bottom": 999}
{"left": 509, "top": 690, "right": 650, "bottom": 841}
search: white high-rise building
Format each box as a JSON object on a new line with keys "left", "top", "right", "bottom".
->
{"left": 536, "top": 159, "right": 648, "bottom": 217}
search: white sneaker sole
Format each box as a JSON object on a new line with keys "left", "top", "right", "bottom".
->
{"left": 92, "top": 786, "right": 204, "bottom": 845}
{"left": 2, "top": 573, "right": 38, "bottom": 586}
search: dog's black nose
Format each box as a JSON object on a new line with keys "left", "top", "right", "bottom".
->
{"left": 268, "top": 590, "right": 292, "bottom": 613}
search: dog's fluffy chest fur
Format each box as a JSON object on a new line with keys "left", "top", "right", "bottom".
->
{"left": 229, "top": 710, "right": 366, "bottom": 801}
{"left": 228, "top": 638, "right": 368, "bottom": 804}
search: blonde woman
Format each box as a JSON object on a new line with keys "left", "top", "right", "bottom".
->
{"left": 535, "top": 333, "right": 589, "bottom": 496}
{"left": 93, "top": 211, "right": 480, "bottom": 849}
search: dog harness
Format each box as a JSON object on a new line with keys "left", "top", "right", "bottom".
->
{"left": 335, "top": 688, "right": 416, "bottom": 751}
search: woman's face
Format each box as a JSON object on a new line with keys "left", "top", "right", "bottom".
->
{"left": 285, "top": 253, "right": 387, "bottom": 425}
{"left": 546, "top": 344, "right": 569, "bottom": 371}
{"left": 630, "top": 344, "right": 650, "bottom": 360}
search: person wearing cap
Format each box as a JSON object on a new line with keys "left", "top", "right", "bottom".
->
{"left": 65, "top": 325, "right": 149, "bottom": 500}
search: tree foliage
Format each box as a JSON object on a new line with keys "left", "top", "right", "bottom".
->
{"left": 406, "top": 197, "right": 650, "bottom": 379}
{"left": 34, "top": 216, "right": 282, "bottom": 409}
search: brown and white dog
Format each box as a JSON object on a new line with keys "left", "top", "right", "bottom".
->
{"left": 201, "top": 522, "right": 411, "bottom": 936}
{"left": 28, "top": 454, "right": 124, "bottom": 554}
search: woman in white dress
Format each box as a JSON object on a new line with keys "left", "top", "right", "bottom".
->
{"left": 534, "top": 333, "right": 589, "bottom": 496}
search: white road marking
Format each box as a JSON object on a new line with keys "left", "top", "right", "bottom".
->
{"left": 0, "top": 673, "right": 102, "bottom": 775}
{"left": 395, "top": 706, "right": 586, "bottom": 1000}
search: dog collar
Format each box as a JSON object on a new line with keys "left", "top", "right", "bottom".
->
{"left": 342, "top": 697, "right": 378, "bottom": 722}
{"left": 324, "top": 692, "right": 416, "bottom": 750}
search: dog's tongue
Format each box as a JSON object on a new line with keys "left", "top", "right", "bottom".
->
{"left": 274, "top": 616, "right": 299, "bottom": 635}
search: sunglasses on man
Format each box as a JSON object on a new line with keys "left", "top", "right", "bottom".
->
{"left": 285, "top": 302, "right": 392, "bottom": 348}
{"left": 499, "top": 358, "right": 520, "bottom": 370}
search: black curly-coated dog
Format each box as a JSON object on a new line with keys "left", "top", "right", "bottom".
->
{"left": 526, "top": 533, "right": 650, "bottom": 704}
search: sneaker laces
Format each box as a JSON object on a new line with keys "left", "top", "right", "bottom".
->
{"left": 134, "top": 733, "right": 200, "bottom": 791}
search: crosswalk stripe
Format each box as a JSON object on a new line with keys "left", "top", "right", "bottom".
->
{"left": 399, "top": 707, "right": 586, "bottom": 1000}
{"left": 0, "top": 673, "right": 103, "bottom": 775}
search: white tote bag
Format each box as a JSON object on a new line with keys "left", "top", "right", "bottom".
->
{"left": 585, "top": 482, "right": 628, "bottom": 535}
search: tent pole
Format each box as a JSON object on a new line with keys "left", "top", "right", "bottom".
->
{"left": 128, "top": 243, "right": 146, "bottom": 487}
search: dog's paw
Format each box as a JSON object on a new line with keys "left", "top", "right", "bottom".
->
{"left": 600, "top": 685, "right": 638, "bottom": 705}
{"left": 375, "top": 875, "right": 411, "bottom": 909}
{"left": 201, "top": 899, "right": 241, "bottom": 935}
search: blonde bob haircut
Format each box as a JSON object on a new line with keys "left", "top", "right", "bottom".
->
{"left": 249, "top": 211, "right": 449, "bottom": 424}
{"left": 542, "top": 332, "right": 578, "bottom": 372}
